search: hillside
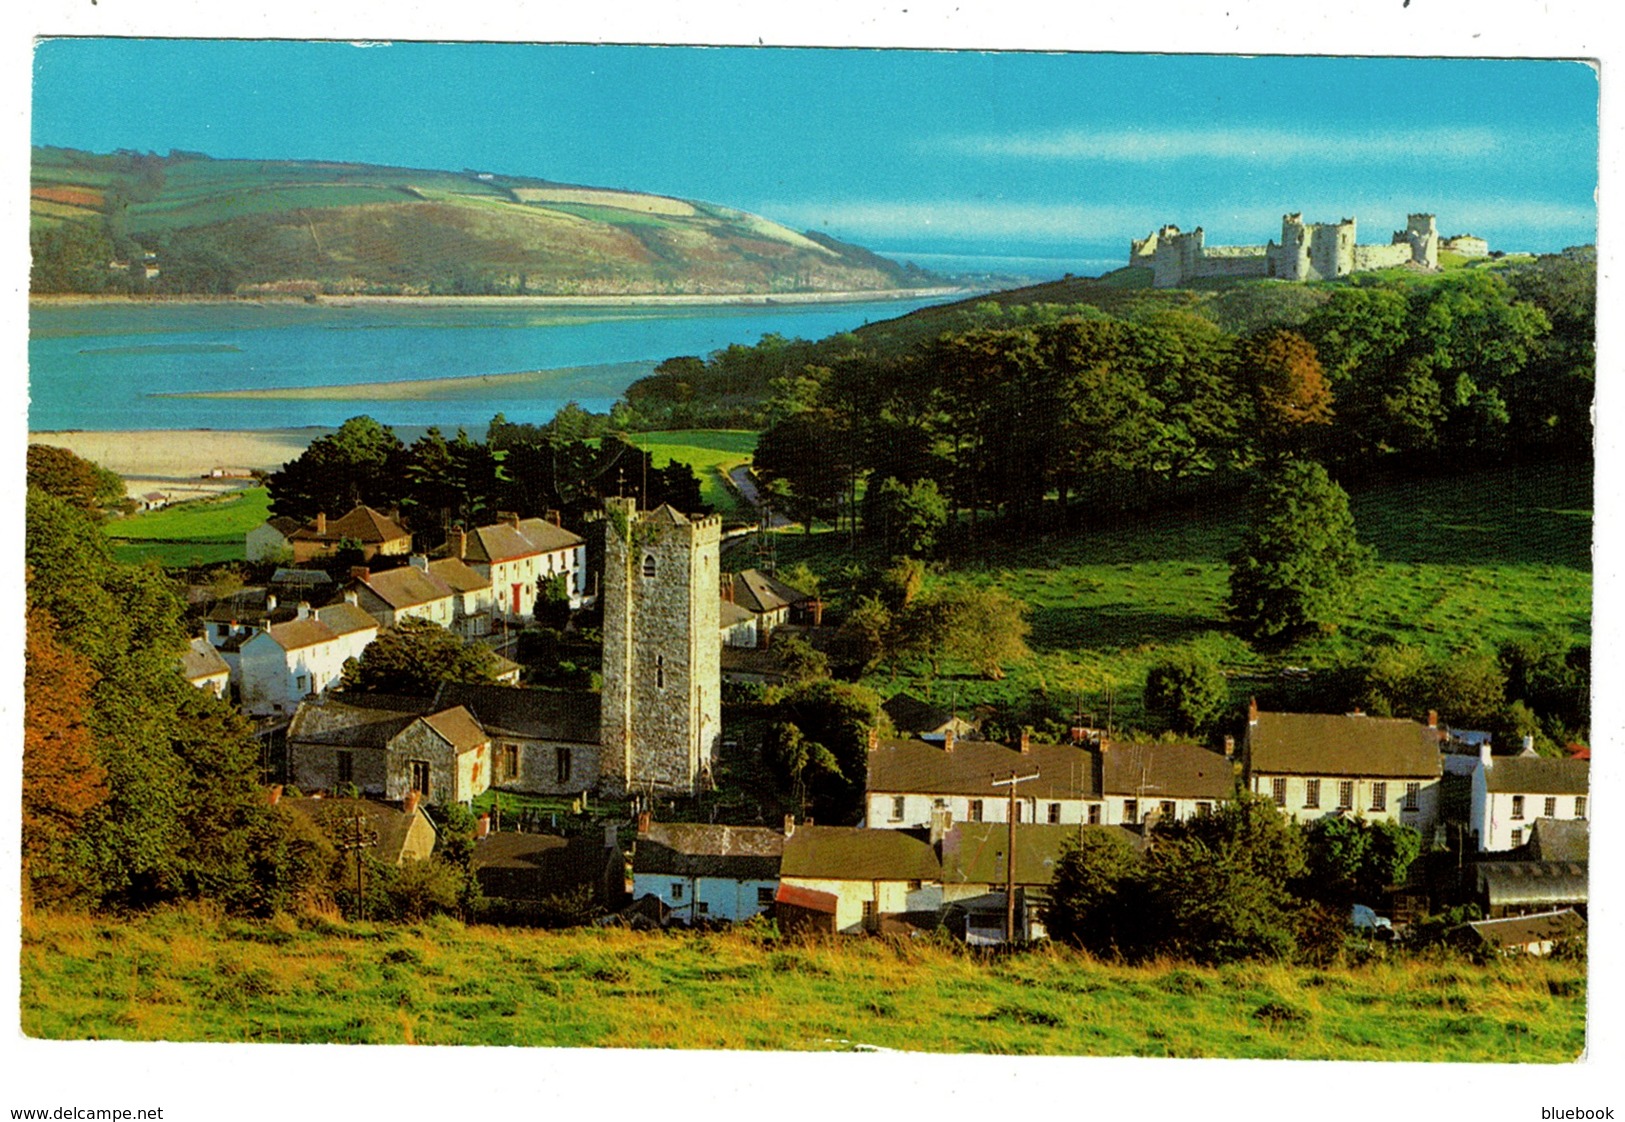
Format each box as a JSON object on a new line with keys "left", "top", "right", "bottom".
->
{"left": 28, "top": 147, "right": 941, "bottom": 297}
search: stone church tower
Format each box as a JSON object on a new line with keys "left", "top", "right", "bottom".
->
{"left": 599, "top": 497, "right": 722, "bottom": 796}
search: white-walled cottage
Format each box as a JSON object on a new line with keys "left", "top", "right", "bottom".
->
{"left": 1470, "top": 747, "right": 1589, "bottom": 852}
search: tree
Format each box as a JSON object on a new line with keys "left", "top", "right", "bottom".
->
{"left": 1226, "top": 460, "right": 1372, "bottom": 642}
{"left": 933, "top": 584, "right": 1032, "bottom": 680}
{"left": 766, "top": 679, "right": 883, "bottom": 824}
{"left": 1040, "top": 830, "right": 1143, "bottom": 955}
{"left": 1360, "top": 644, "right": 1507, "bottom": 727}
{"left": 27, "top": 445, "right": 129, "bottom": 516}
{"left": 340, "top": 618, "right": 502, "bottom": 695}
{"left": 1300, "top": 816, "right": 1422, "bottom": 906}
{"left": 266, "top": 416, "right": 407, "bottom": 521}
{"left": 1237, "top": 328, "right": 1334, "bottom": 456}
{"left": 863, "top": 476, "right": 949, "bottom": 558}
{"left": 1144, "top": 650, "right": 1229, "bottom": 736}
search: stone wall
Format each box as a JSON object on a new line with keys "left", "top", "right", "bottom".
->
{"left": 1132, "top": 210, "right": 1441, "bottom": 286}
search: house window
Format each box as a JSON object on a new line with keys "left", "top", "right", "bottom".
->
{"left": 1544, "top": 797, "right": 1557, "bottom": 819}
{"left": 670, "top": 882, "right": 685, "bottom": 901}
{"left": 1576, "top": 796, "right": 1587, "bottom": 819}
{"left": 890, "top": 796, "right": 905, "bottom": 822}
{"left": 337, "top": 750, "right": 354, "bottom": 784}
{"left": 969, "top": 799, "right": 984, "bottom": 823}
{"left": 1160, "top": 800, "right": 1176, "bottom": 821}
{"left": 502, "top": 744, "right": 519, "bottom": 782}
{"left": 1124, "top": 799, "right": 1139, "bottom": 825}
{"left": 1087, "top": 804, "right": 1102, "bottom": 825}
{"left": 1196, "top": 801, "right": 1213, "bottom": 818}
{"left": 1048, "top": 802, "right": 1062, "bottom": 824}
{"left": 1511, "top": 828, "right": 1523, "bottom": 848}
{"left": 556, "top": 747, "right": 573, "bottom": 786}
{"left": 757, "top": 887, "right": 774, "bottom": 906}
{"left": 1271, "top": 778, "right": 1287, "bottom": 807}
{"left": 295, "top": 674, "right": 308, "bottom": 694}
{"left": 409, "top": 760, "right": 431, "bottom": 798}
{"left": 1014, "top": 803, "right": 1024, "bottom": 823}
{"left": 1305, "top": 779, "right": 1321, "bottom": 809}
{"left": 1337, "top": 781, "right": 1354, "bottom": 810}
{"left": 642, "top": 555, "right": 656, "bottom": 579}
{"left": 1511, "top": 795, "right": 1525, "bottom": 820}
{"left": 1370, "top": 782, "right": 1387, "bottom": 812}
{"left": 1404, "top": 782, "right": 1420, "bottom": 812}
{"left": 696, "top": 902, "right": 710, "bottom": 916}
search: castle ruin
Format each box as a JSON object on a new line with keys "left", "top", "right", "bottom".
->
{"left": 1130, "top": 212, "right": 1445, "bottom": 288}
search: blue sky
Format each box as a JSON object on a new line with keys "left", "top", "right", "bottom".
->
{"left": 32, "top": 41, "right": 1598, "bottom": 272}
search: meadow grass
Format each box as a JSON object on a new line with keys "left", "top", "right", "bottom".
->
{"left": 105, "top": 486, "right": 271, "bottom": 567}
{"left": 772, "top": 460, "right": 1591, "bottom": 730}
{"left": 624, "top": 429, "right": 759, "bottom": 515}
{"left": 18, "top": 907, "right": 1585, "bottom": 1059}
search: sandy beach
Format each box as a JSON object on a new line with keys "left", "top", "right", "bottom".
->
{"left": 29, "top": 287, "right": 971, "bottom": 311}
{"left": 27, "top": 427, "right": 330, "bottom": 501}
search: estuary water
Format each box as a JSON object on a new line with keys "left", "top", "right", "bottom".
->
{"left": 27, "top": 294, "right": 959, "bottom": 432}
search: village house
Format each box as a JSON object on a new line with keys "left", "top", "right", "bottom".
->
{"left": 472, "top": 827, "right": 626, "bottom": 918}
{"left": 720, "top": 568, "right": 814, "bottom": 645}
{"left": 865, "top": 729, "right": 1101, "bottom": 829}
{"left": 880, "top": 692, "right": 979, "bottom": 741}
{"left": 446, "top": 512, "right": 589, "bottom": 623}
{"left": 275, "top": 788, "right": 438, "bottom": 865}
{"left": 1459, "top": 908, "right": 1586, "bottom": 957}
{"left": 1469, "top": 744, "right": 1589, "bottom": 852}
{"left": 1099, "top": 740, "right": 1235, "bottom": 826}
{"left": 777, "top": 823, "right": 942, "bottom": 934}
{"left": 246, "top": 516, "right": 303, "bottom": 563}
{"left": 1243, "top": 703, "right": 1442, "bottom": 831}
{"left": 285, "top": 505, "right": 413, "bottom": 565}
{"left": 936, "top": 822, "right": 1092, "bottom": 943}
{"left": 286, "top": 693, "right": 492, "bottom": 805}
{"left": 426, "top": 556, "right": 495, "bottom": 638}
{"left": 233, "top": 601, "right": 379, "bottom": 716}
{"left": 630, "top": 817, "right": 787, "bottom": 924}
{"left": 433, "top": 682, "right": 602, "bottom": 796}
{"left": 179, "top": 636, "right": 230, "bottom": 698}
{"left": 344, "top": 560, "right": 457, "bottom": 630}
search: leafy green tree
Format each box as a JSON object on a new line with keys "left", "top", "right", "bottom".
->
{"left": 755, "top": 410, "right": 849, "bottom": 532}
{"left": 1144, "top": 650, "right": 1229, "bottom": 736}
{"left": 1040, "top": 830, "right": 1142, "bottom": 954}
{"left": 266, "top": 416, "right": 407, "bottom": 521}
{"left": 1299, "top": 816, "right": 1421, "bottom": 906}
{"left": 1226, "top": 460, "right": 1372, "bottom": 642}
{"left": 30, "top": 219, "right": 116, "bottom": 294}
{"left": 767, "top": 679, "right": 883, "bottom": 824}
{"left": 1236, "top": 328, "right": 1334, "bottom": 456}
{"left": 863, "top": 476, "right": 949, "bottom": 557}
{"left": 1360, "top": 644, "right": 1506, "bottom": 728}
{"left": 27, "top": 445, "right": 129, "bottom": 516}
{"left": 932, "top": 584, "right": 1032, "bottom": 681}
{"left": 340, "top": 618, "right": 503, "bottom": 696}
{"left": 774, "top": 634, "right": 830, "bottom": 687}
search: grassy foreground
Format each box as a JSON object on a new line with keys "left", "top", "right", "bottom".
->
{"left": 20, "top": 908, "right": 1585, "bottom": 1059}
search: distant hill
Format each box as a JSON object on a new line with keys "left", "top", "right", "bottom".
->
{"left": 28, "top": 147, "right": 942, "bottom": 297}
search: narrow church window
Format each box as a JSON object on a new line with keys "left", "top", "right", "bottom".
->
{"left": 656, "top": 655, "right": 665, "bottom": 690}
{"left": 642, "top": 554, "right": 656, "bottom": 578}
{"left": 409, "top": 760, "right": 431, "bottom": 798}
{"left": 556, "top": 747, "right": 573, "bottom": 785}
{"left": 337, "top": 750, "right": 353, "bottom": 784}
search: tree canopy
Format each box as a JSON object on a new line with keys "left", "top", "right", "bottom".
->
{"left": 339, "top": 618, "right": 504, "bottom": 696}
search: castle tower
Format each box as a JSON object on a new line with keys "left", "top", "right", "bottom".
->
{"left": 1404, "top": 213, "right": 1439, "bottom": 268}
{"left": 599, "top": 497, "right": 722, "bottom": 796}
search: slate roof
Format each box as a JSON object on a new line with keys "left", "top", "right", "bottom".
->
{"left": 205, "top": 588, "right": 287, "bottom": 624}
{"left": 866, "top": 736, "right": 1099, "bottom": 800}
{"left": 939, "top": 823, "right": 1140, "bottom": 886}
{"left": 280, "top": 796, "right": 435, "bottom": 864}
{"left": 434, "top": 682, "right": 602, "bottom": 743}
{"left": 421, "top": 706, "right": 489, "bottom": 752}
{"left": 290, "top": 505, "right": 410, "bottom": 545}
{"left": 644, "top": 504, "right": 690, "bottom": 525}
{"left": 180, "top": 637, "right": 230, "bottom": 681}
{"left": 353, "top": 566, "right": 453, "bottom": 610}
{"left": 427, "top": 558, "right": 489, "bottom": 594}
{"left": 515, "top": 516, "right": 584, "bottom": 552}
{"left": 1475, "top": 862, "right": 1589, "bottom": 910}
{"left": 1482, "top": 756, "right": 1589, "bottom": 795}
{"left": 315, "top": 601, "right": 379, "bottom": 636}
{"left": 719, "top": 599, "right": 756, "bottom": 630}
{"left": 780, "top": 825, "right": 941, "bottom": 882}
{"left": 729, "top": 568, "right": 809, "bottom": 615}
{"left": 465, "top": 522, "right": 542, "bottom": 564}
{"left": 265, "top": 617, "right": 343, "bottom": 653}
{"left": 1247, "top": 711, "right": 1441, "bottom": 779}
{"left": 471, "top": 832, "right": 615, "bottom": 900}
{"left": 264, "top": 517, "right": 303, "bottom": 538}
{"left": 881, "top": 692, "right": 966, "bottom": 735}
{"left": 288, "top": 695, "right": 437, "bottom": 748}
{"left": 633, "top": 823, "right": 786, "bottom": 880}
{"left": 1465, "top": 908, "right": 1586, "bottom": 950}
{"left": 1527, "top": 818, "right": 1590, "bottom": 863}
{"left": 271, "top": 566, "right": 331, "bottom": 587}
{"left": 1101, "top": 742, "right": 1235, "bottom": 800}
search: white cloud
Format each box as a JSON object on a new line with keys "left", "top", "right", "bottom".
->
{"left": 757, "top": 198, "right": 1158, "bottom": 241}
{"left": 927, "top": 126, "right": 1521, "bottom": 164}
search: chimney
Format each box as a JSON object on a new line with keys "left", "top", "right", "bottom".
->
{"left": 943, "top": 728, "right": 955, "bottom": 753}
{"left": 350, "top": 565, "right": 370, "bottom": 583}
{"left": 868, "top": 727, "right": 879, "bottom": 752}
{"left": 452, "top": 527, "right": 467, "bottom": 561}
{"left": 782, "top": 814, "right": 796, "bottom": 838}
{"left": 1223, "top": 735, "right": 1236, "bottom": 759}
{"left": 476, "top": 814, "right": 491, "bottom": 839}
{"left": 722, "top": 574, "right": 734, "bottom": 603}
{"left": 265, "top": 592, "right": 278, "bottom": 612}
{"left": 296, "top": 601, "right": 311, "bottom": 620}
{"left": 1479, "top": 738, "right": 1494, "bottom": 769}
{"left": 502, "top": 511, "right": 520, "bottom": 528}
{"left": 1351, "top": 707, "right": 1365, "bottom": 717}
{"left": 316, "top": 512, "right": 327, "bottom": 535}
{"left": 811, "top": 598, "right": 824, "bottom": 628}
{"left": 409, "top": 553, "right": 429, "bottom": 572}
{"left": 1019, "top": 727, "right": 1030, "bottom": 754}
{"left": 1521, "top": 734, "right": 1537, "bottom": 756}
{"left": 1248, "top": 697, "right": 1259, "bottom": 726}
{"left": 1427, "top": 709, "right": 1438, "bottom": 730}
{"left": 403, "top": 790, "right": 421, "bottom": 818}
{"left": 548, "top": 509, "right": 563, "bottom": 527}
{"left": 343, "top": 589, "right": 359, "bottom": 606}
{"left": 266, "top": 784, "right": 283, "bottom": 806}
{"left": 637, "top": 810, "right": 652, "bottom": 836}
{"left": 1070, "top": 726, "right": 1086, "bottom": 745}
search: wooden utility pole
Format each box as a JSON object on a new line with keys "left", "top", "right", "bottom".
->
{"left": 992, "top": 769, "right": 1040, "bottom": 944}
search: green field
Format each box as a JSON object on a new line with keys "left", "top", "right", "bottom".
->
{"left": 106, "top": 486, "right": 270, "bottom": 566}
{"left": 765, "top": 460, "right": 1591, "bottom": 732}
{"left": 19, "top": 907, "right": 1585, "bottom": 1059}
{"left": 623, "top": 429, "right": 759, "bottom": 515}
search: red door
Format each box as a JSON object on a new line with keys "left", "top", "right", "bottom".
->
{"left": 511, "top": 582, "right": 522, "bottom": 615}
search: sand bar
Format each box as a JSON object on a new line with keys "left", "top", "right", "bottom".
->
{"left": 28, "top": 427, "right": 329, "bottom": 481}
{"left": 30, "top": 287, "right": 971, "bottom": 311}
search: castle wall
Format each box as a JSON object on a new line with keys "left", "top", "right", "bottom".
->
{"left": 1352, "top": 243, "right": 1413, "bottom": 271}
{"left": 1136, "top": 211, "right": 1439, "bottom": 286}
